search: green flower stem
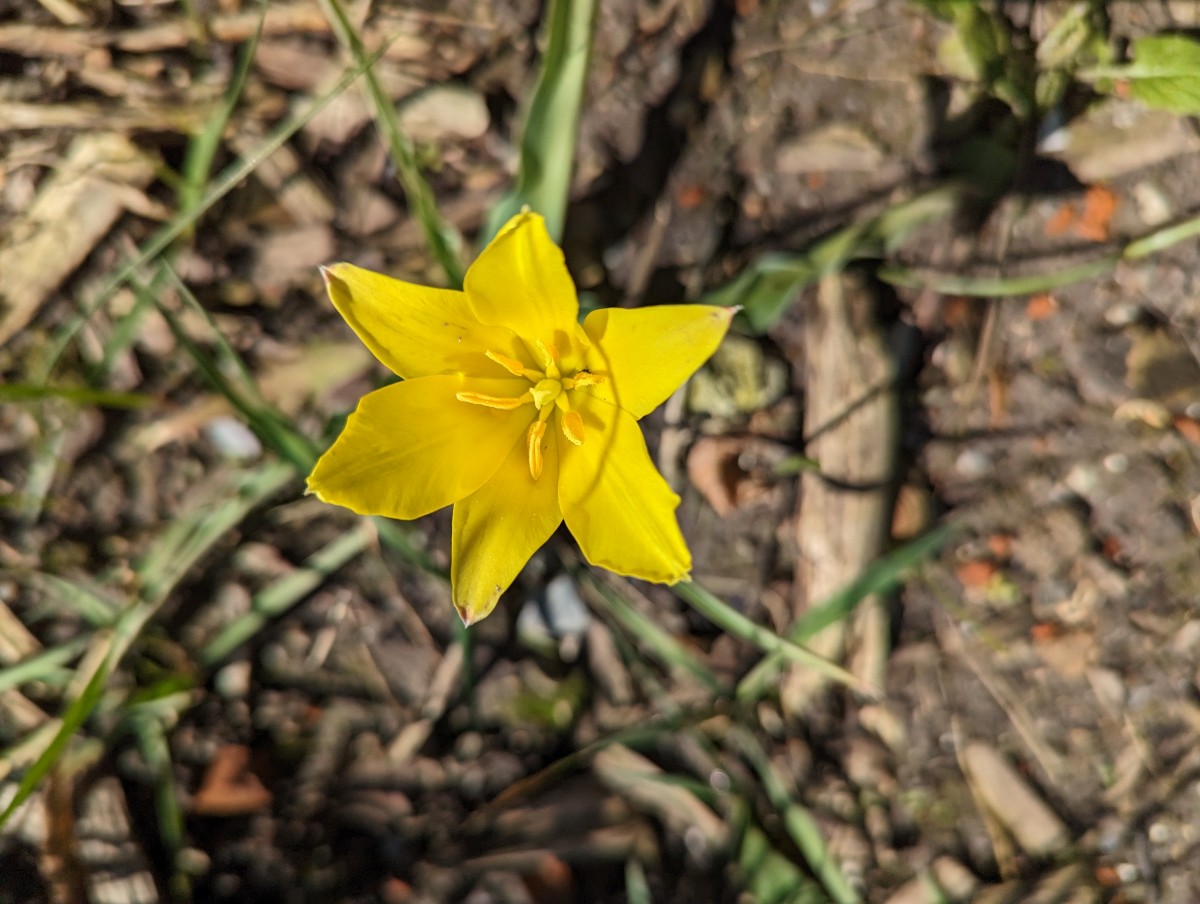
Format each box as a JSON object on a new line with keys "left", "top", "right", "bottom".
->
{"left": 673, "top": 582, "right": 879, "bottom": 698}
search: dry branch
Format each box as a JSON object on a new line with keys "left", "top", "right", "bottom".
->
{"left": 783, "top": 271, "right": 898, "bottom": 717}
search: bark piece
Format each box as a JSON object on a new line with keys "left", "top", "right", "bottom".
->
{"left": 961, "top": 742, "right": 1070, "bottom": 858}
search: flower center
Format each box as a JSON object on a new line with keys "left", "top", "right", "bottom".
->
{"left": 454, "top": 342, "right": 606, "bottom": 479}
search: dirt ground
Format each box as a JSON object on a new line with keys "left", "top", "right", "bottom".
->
{"left": 4, "top": 1, "right": 1200, "bottom": 902}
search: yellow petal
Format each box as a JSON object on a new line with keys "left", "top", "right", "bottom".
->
{"left": 322, "top": 263, "right": 525, "bottom": 380}
{"left": 558, "top": 397, "right": 691, "bottom": 583}
{"left": 451, "top": 433, "right": 562, "bottom": 625}
{"left": 464, "top": 212, "right": 581, "bottom": 364}
{"left": 583, "top": 305, "right": 736, "bottom": 419}
{"left": 308, "top": 375, "right": 531, "bottom": 520}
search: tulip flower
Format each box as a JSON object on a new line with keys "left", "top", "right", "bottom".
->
{"left": 308, "top": 211, "right": 734, "bottom": 624}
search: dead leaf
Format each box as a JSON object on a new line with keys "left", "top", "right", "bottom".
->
{"left": 1076, "top": 185, "right": 1117, "bottom": 242}
{"left": 1025, "top": 293, "right": 1058, "bottom": 320}
{"left": 956, "top": 560, "right": 997, "bottom": 589}
{"left": 686, "top": 436, "right": 774, "bottom": 516}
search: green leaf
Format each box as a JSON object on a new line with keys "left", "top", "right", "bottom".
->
{"left": 483, "top": 0, "right": 597, "bottom": 244}
{"left": 1093, "top": 34, "right": 1200, "bottom": 114}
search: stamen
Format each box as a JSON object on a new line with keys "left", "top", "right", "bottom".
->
{"left": 527, "top": 420, "right": 547, "bottom": 479}
{"left": 561, "top": 410, "right": 585, "bottom": 446}
{"left": 456, "top": 391, "right": 530, "bottom": 410}
{"left": 536, "top": 339, "right": 561, "bottom": 379}
{"left": 485, "top": 350, "right": 532, "bottom": 377}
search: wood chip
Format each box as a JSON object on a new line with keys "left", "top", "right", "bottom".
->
{"left": 592, "top": 744, "right": 728, "bottom": 857}
{"left": 0, "top": 132, "right": 155, "bottom": 346}
{"left": 961, "top": 742, "right": 1069, "bottom": 858}
{"left": 226, "top": 126, "right": 336, "bottom": 225}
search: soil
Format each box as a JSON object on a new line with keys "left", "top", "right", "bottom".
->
{"left": 3, "top": 1, "right": 1200, "bottom": 903}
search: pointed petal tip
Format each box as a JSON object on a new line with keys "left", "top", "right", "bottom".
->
{"left": 455, "top": 603, "right": 476, "bottom": 627}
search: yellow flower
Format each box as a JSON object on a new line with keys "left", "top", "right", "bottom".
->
{"left": 308, "top": 211, "right": 734, "bottom": 624}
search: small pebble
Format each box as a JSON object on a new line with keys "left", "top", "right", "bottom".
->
{"left": 954, "top": 448, "right": 992, "bottom": 480}
{"left": 1149, "top": 819, "right": 1172, "bottom": 844}
{"left": 1064, "top": 463, "right": 1099, "bottom": 496}
{"left": 204, "top": 416, "right": 262, "bottom": 460}
{"left": 214, "top": 660, "right": 252, "bottom": 699}
{"left": 454, "top": 731, "right": 484, "bottom": 761}
{"left": 1102, "top": 453, "right": 1128, "bottom": 474}
{"left": 1105, "top": 303, "right": 1144, "bottom": 327}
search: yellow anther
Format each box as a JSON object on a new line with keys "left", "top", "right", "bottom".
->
{"left": 527, "top": 420, "right": 547, "bottom": 479}
{"left": 561, "top": 410, "right": 585, "bottom": 446}
{"left": 485, "top": 350, "right": 531, "bottom": 377}
{"left": 529, "top": 378, "right": 562, "bottom": 410}
{"left": 456, "top": 391, "right": 530, "bottom": 410}
{"left": 565, "top": 370, "right": 605, "bottom": 390}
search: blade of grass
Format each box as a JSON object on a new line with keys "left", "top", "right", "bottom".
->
{"left": 177, "top": 4, "right": 264, "bottom": 231}
{"left": 706, "top": 184, "right": 966, "bottom": 333}
{"left": 129, "top": 713, "right": 186, "bottom": 892}
{"left": 880, "top": 206, "right": 1200, "bottom": 297}
{"left": 0, "top": 637, "right": 89, "bottom": 695}
{"left": 580, "top": 571, "right": 720, "bottom": 692}
{"left": 0, "top": 384, "right": 155, "bottom": 408}
{"left": 482, "top": 0, "right": 598, "bottom": 243}
{"left": 735, "top": 809, "right": 825, "bottom": 904}
{"left": 0, "top": 645, "right": 109, "bottom": 827}
{"left": 673, "top": 582, "right": 877, "bottom": 698}
{"left": 199, "top": 524, "right": 370, "bottom": 667}
{"left": 731, "top": 727, "right": 861, "bottom": 904}
{"left": 135, "top": 461, "right": 295, "bottom": 608}
{"left": 145, "top": 263, "right": 318, "bottom": 473}
{"left": 20, "top": 571, "right": 119, "bottom": 627}
{"left": 624, "top": 858, "right": 652, "bottom": 904}
{"left": 0, "top": 461, "right": 294, "bottom": 829}
{"left": 38, "top": 34, "right": 402, "bottom": 383}
{"left": 319, "top": 0, "right": 464, "bottom": 285}
{"left": 736, "top": 525, "right": 953, "bottom": 701}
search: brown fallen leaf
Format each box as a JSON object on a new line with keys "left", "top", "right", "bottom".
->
{"left": 1174, "top": 415, "right": 1200, "bottom": 446}
{"left": 686, "top": 435, "right": 775, "bottom": 517}
{"left": 192, "top": 745, "right": 271, "bottom": 816}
